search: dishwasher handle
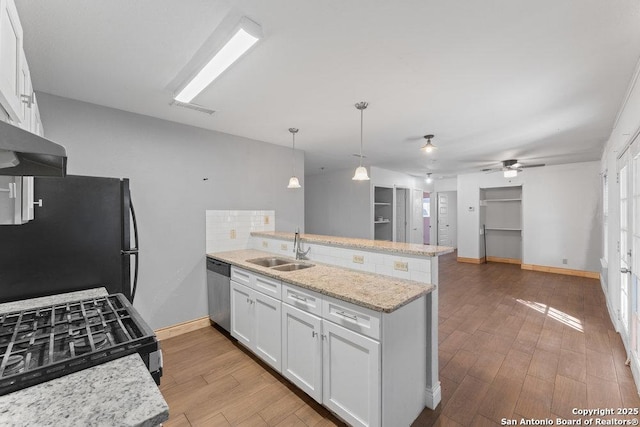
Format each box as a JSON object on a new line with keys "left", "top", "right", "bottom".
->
{"left": 207, "top": 258, "right": 231, "bottom": 277}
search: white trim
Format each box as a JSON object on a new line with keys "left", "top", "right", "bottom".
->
{"left": 613, "top": 55, "right": 640, "bottom": 131}
{"left": 425, "top": 382, "right": 442, "bottom": 410}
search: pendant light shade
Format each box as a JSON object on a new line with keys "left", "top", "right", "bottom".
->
{"left": 352, "top": 102, "right": 370, "bottom": 181}
{"left": 503, "top": 169, "right": 517, "bottom": 178}
{"left": 287, "top": 128, "right": 301, "bottom": 189}
{"left": 287, "top": 176, "right": 301, "bottom": 188}
{"left": 426, "top": 173, "right": 433, "bottom": 184}
{"left": 421, "top": 134, "right": 437, "bottom": 153}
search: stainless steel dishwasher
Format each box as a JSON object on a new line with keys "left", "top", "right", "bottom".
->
{"left": 206, "top": 257, "right": 231, "bottom": 332}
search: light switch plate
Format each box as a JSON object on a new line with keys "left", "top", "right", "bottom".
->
{"left": 353, "top": 255, "right": 364, "bottom": 264}
{"left": 394, "top": 261, "right": 408, "bottom": 272}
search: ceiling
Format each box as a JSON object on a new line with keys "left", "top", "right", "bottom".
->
{"left": 15, "top": 0, "right": 640, "bottom": 178}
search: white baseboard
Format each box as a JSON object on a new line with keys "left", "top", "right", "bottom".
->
{"left": 425, "top": 382, "right": 442, "bottom": 410}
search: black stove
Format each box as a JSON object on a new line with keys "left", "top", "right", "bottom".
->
{"left": 0, "top": 293, "right": 161, "bottom": 395}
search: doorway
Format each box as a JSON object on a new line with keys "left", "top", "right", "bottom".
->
{"left": 423, "top": 192, "right": 431, "bottom": 245}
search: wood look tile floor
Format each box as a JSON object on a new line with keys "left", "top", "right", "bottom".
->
{"left": 159, "top": 251, "right": 640, "bottom": 426}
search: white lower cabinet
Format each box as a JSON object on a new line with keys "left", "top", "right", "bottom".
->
{"left": 281, "top": 304, "right": 323, "bottom": 403}
{"left": 322, "top": 319, "right": 380, "bottom": 427}
{"left": 230, "top": 280, "right": 282, "bottom": 371}
{"left": 229, "top": 266, "right": 427, "bottom": 427}
{"left": 282, "top": 300, "right": 381, "bottom": 427}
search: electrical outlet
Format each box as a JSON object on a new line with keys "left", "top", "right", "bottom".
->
{"left": 262, "top": 241, "right": 268, "bottom": 248}
{"left": 394, "top": 261, "right": 408, "bottom": 272}
{"left": 562, "top": 258, "right": 568, "bottom": 265}
{"left": 264, "top": 216, "right": 270, "bottom": 225}
{"left": 353, "top": 255, "right": 364, "bottom": 264}
{"left": 230, "top": 229, "right": 236, "bottom": 239}
{"left": 281, "top": 243, "right": 288, "bottom": 251}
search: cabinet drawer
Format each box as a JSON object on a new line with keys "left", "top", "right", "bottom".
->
{"left": 282, "top": 284, "right": 322, "bottom": 316}
{"left": 253, "top": 274, "right": 282, "bottom": 299}
{"left": 231, "top": 266, "right": 252, "bottom": 287}
{"left": 231, "top": 266, "right": 282, "bottom": 299}
{"left": 322, "top": 296, "right": 381, "bottom": 341}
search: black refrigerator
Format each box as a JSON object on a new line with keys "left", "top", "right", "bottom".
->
{"left": 0, "top": 175, "right": 139, "bottom": 303}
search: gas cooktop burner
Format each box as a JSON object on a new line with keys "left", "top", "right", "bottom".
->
{"left": 0, "top": 294, "right": 161, "bottom": 396}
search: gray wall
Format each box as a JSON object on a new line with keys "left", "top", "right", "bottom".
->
{"left": 38, "top": 93, "right": 305, "bottom": 330}
{"left": 304, "top": 169, "right": 371, "bottom": 239}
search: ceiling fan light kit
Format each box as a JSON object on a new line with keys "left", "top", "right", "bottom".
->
{"left": 352, "top": 101, "right": 370, "bottom": 181}
{"left": 503, "top": 169, "right": 518, "bottom": 178}
{"left": 426, "top": 172, "right": 433, "bottom": 184}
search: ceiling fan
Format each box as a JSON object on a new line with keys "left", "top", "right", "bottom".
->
{"left": 481, "top": 159, "right": 545, "bottom": 177}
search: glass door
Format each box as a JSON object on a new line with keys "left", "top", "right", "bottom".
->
{"left": 619, "top": 151, "right": 631, "bottom": 335}
{"left": 632, "top": 140, "right": 640, "bottom": 355}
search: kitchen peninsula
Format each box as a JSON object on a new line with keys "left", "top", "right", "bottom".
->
{"left": 208, "top": 231, "right": 452, "bottom": 427}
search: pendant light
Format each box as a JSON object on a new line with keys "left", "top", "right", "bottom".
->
{"left": 426, "top": 173, "right": 433, "bottom": 184}
{"left": 353, "top": 101, "right": 370, "bottom": 181}
{"left": 421, "top": 134, "right": 437, "bottom": 153}
{"left": 287, "top": 128, "right": 301, "bottom": 189}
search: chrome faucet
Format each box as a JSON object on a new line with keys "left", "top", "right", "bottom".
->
{"left": 293, "top": 228, "right": 310, "bottom": 260}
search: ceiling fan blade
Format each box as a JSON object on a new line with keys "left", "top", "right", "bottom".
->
{"left": 520, "top": 163, "right": 546, "bottom": 168}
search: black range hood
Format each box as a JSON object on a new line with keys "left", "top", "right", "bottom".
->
{"left": 0, "top": 120, "right": 67, "bottom": 177}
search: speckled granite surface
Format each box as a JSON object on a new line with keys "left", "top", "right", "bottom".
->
{"left": 208, "top": 249, "right": 435, "bottom": 312}
{"left": 0, "top": 354, "right": 168, "bottom": 427}
{"left": 0, "top": 288, "right": 169, "bottom": 427}
{"left": 251, "top": 231, "right": 454, "bottom": 257}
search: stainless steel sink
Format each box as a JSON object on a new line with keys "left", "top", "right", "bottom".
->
{"left": 271, "top": 263, "right": 314, "bottom": 272}
{"left": 246, "top": 257, "right": 292, "bottom": 267}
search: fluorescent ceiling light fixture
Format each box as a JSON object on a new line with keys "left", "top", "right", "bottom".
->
{"left": 503, "top": 169, "right": 518, "bottom": 178}
{"left": 175, "top": 18, "right": 262, "bottom": 103}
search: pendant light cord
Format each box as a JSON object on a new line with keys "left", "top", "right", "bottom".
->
{"left": 359, "top": 108, "right": 364, "bottom": 167}
{"left": 289, "top": 128, "right": 298, "bottom": 176}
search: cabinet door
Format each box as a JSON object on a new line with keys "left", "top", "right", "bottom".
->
{"left": 0, "top": 0, "right": 23, "bottom": 121}
{"left": 253, "top": 291, "right": 281, "bottom": 372}
{"left": 230, "top": 281, "right": 253, "bottom": 348}
{"left": 17, "top": 49, "right": 31, "bottom": 130}
{"left": 322, "top": 320, "right": 381, "bottom": 427}
{"left": 282, "top": 304, "right": 322, "bottom": 402}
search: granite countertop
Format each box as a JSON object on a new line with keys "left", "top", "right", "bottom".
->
{"left": 251, "top": 231, "right": 454, "bottom": 257}
{"left": 0, "top": 289, "right": 169, "bottom": 427}
{"left": 208, "top": 249, "right": 435, "bottom": 313}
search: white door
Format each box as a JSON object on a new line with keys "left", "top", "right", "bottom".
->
{"left": 230, "top": 281, "right": 253, "bottom": 348}
{"left": 253, "top": 291, "right": 282, "bottom": 371}
{"left": 437, "top": 193, "right": 450, "bottom": 246}
{"left": 322, "top": 320, "right": 380, "bottom": 427}
{"left": 281, "top": 304, "right": 323, "bottom": 402}
{"left": 410, "top": 189, "right": 424, "bottom": 244}
{"left": 0, "top": 0, "right": 23, "bottom": 121}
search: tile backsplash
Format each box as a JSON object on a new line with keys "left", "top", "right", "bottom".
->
{"left": 250, "top": 235, "right": 432, "bottom": 283}
{"left": 206, "top": 210, "right": 275, "bottom": 253}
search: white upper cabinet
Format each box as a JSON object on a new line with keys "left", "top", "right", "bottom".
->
{"left": 0, "top": 0, "right": 23, "bottom": 122}
{"left": 18, "top": 49, "right": 32, "bottom": 130}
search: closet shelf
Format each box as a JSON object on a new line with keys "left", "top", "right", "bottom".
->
{"left": 484, "top": 227, "right": 522, "bottom": 231}
{"left": 483, "top": 198, "right": 522, "bottom": 202}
